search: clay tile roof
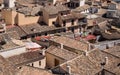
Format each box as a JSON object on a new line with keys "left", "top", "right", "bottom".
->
{"left": 17, "top": 5, "right": 42, "bottom": 16}
{"left": 6, "top": 31, "right": 20, "bottom": 40}
{"left": 50, "top": 36, "right": 88, "bottom": 51}
{"left": 46, "top": 46, "right": 79, "bottom": 60}
{"left": 43, "top": 5, "right": 58, "bottom": 15}
{"left": 53, "top": 49, "right": 120, "bottom": 75}
{"left": 88, "top": 50, "right": 120, "bottom": 72}
{"left": 0, "top": 55, "right": 17, "bottom": 75}
{"left": 6, "top": 26, "right": 27, "bottom": 37}
{"left": 98, "top": 22, "right": 120, "bottom": 40}
{"left": 56, "top": 4, "right": 70, "bottom": 12}
{"left": 17, "top": 66, "right": 53, "bottom": 75}
{"left": 16, "top": 0, "right": 35, "bottom": 7}
{"left": 104, "top": 46, "right": 120, "bottom": 58}
{"left": 19, "top": 23, "right": 56, "bottom": 35}
{"left": 74, "top": 13, "right": 86, "bottom": 19}
{"left": 61, "top": 14, "right": 76, "bottom": 20}
{"left": 0, "top": 32, "right": 21, "bottom": 50}
{"left": 72, "top": 4, "right": 90, "bottom": 12}
{"left": 7, "top": 50, "right": 44, "bottom": 67}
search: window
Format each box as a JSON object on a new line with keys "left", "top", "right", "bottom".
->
{"left": 54, "top": 59, "right": 60, "bottom": 66}
{"left": 71, "top": 28, "right": 74, "bottom": 33}
{"left": 61, "top": 13, "right": 63, "bottom": 15}
{"left": 106, "top": 45, "right": 109, "bottom": 49}
{"left": 52, "top": 21, "right": 55, "bottom": 25}
{"left": 45, "top": 33, "right": 47, "bottom": 36}
{"left": 71, "top": 19, "right": 74, "bottom": 25}
{"left": 18, "top": 67, "right": 22, "bottom": 69}
{"left": 63, "top": 21, "right": 66, "bottom": 26}
{"left": 32, "top": 63, "right": 34, "bottom": 67}
{"left": 76, "top": 3, "right": 79, "bottom": 7}
{"left": 39, "top": 61, "right": 41, "bottom": 66}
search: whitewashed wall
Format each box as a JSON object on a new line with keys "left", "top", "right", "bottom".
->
{"left": 0, "top": 46, "right": 26, "bottom": 58}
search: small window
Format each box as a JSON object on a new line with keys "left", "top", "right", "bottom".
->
{"left": 32, "top": 63, "right": 34, "bottom": 67}
{"left": 39, "top": 61, "right": 41, "bottom": 66}
{"left": 18, "top": 67, "right": 22, "bottom": 69}
{"left": 106, "top": 45, "right": 109, "bottom": 49}
{"left": 45, "top": 33, "right": 47, "bottom": 36}
{"left": 61, "top": 13, "right": 63, "bottom": 15}
{"left": 52, "top": 21, "right": 55, "bottom": 25}
{"left": 71, "top": 19, "right": 74, "bottom": 25}
{"left": 63, "top": 21, "right": 66, "bottom": 26}
{"left": 54, "top": 59, "right": 60, "bottom": 66}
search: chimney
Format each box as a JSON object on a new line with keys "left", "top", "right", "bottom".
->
{"left": 53, "top": 0, "right": 56, "bottom": 4}
{"left": 1, "top": 20, "right": 6, "bottom": 33}
{"left": 42, "top": 49, "right": 46, "bottom": 55}
{"left": 67, "top": 65, "right": 71, "bottom": 75}
{"left": 105, "top": 57, "right": 108, "bottom": 64}
{"left": 84, "top": 50, "right": 89, "bottom": 56}
{"left": 88, "top": 43, "right": 91, "bottom": 51}
{"left": 60, "top": 43, "right": 63, "bottom": 49}
{"left": 96, "top": 35, "right": 100, "bottom": 42}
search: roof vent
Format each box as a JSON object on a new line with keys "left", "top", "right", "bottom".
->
{"left": 60, "top": 43, "right": 63, "bottom": 49}
{"left": 67, "top": 65, "right": 71, "bottom": 75}
{"left": 84, "top": 51, "right": 88, "bottom": 56}
{"left": 42, "top": 49, "right": 46, "bottom": 55}
{"left": 105, "top": 57, "right": 108, "bottom": 64}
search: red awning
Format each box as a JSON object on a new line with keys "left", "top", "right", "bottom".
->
{"left": 85, "top": 35, "right": 96, "bottom": 40}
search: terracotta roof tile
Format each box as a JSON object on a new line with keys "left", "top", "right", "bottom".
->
{"left": 17, "top": 66, "right": 53, "bottom": 75}
{"left": 104, "top": 46, "right": 120, "bottom": 58}
{"left": 7, "top": 50, "right": 44, "bottom": 66}
{"left": 53, "top": 49, "right": 120, "bottom": 75}
{"left": 46, "top": 46, "right": 79, "bottom": 60}
{"left": 50, "top": 36, "right": 89, "bottom": 51}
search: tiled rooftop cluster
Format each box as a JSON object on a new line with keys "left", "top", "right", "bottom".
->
{"left": 0, "top": 0, "right": 119, "bottom": 75}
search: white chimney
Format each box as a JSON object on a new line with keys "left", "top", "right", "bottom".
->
{"left": 4, "top": 0, "right": 16, "bottom": 8}
{"left": 67, "top": 0, "right": 70, "bottom": 2}
{"left": 53, "top": 0, "right": 56, "bottom": 4}
{"left": 60, "top": 43, "right": 63, "bottom": 49}
{"left": 105, "top": 57, "right": 108, "bottom": 64}
{"left": 88, "top": 43, "right": 91, "bottom": 51}
{"left": 2, "top": 23, "right": 6, "bottom": 33}
{"left": 84, "top": 50, "right": 88, "bottom": 56}
{"left": 79, "top": 0, "right": 85, "bottom": 6}
{"left": 67, "top": 65, "right": 71, "bottom": 75}
{"left": 42, "top": 49, "right": 46, "bottom": 55}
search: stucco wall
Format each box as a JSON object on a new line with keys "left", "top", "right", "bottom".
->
{"left": 17, "top": 13, "right": 40, "bottom": 25}
{"left": 0, "top": 46, "right": 26, "bottom": 58}
{"left": 42, "top": 9, "right": 57, "bottom": 26}
{"left": 43, "top": 9, "right": 49, "bottom": 25}
{"left": 46, "top": 53, "right": 65, "bottom": 68}
{"left": 49, "top": 15, "right": 57, "bottom": 26}
{"left": 1, "top": 9, "right": 17, "bottom": 25}
{"left": 1, "top": 9, "right": 40, "bottom": 25}
{"left": 32, "top": 58, "right": 46, "bottom": 69}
